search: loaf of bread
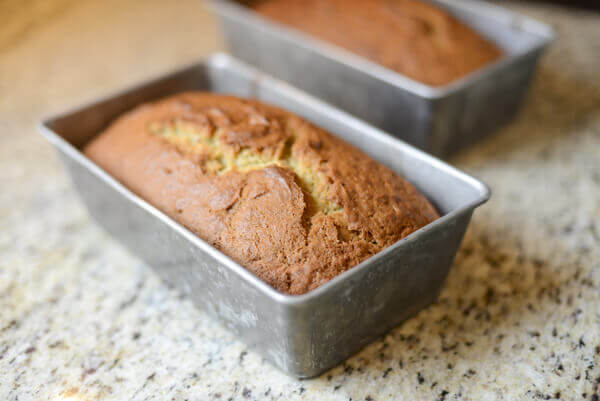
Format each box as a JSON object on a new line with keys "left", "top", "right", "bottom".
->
{"left": 84, "top": 93, "right": 439, "bottom": 294}
{"left": 254, "top": 0, "right": 502, "bottom": 86}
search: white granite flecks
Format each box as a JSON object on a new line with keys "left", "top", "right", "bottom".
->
{"left": 1, "top": 1, "right": 600, "bottom": 400}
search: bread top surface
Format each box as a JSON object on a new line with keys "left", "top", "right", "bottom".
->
{"left": 84, "top": 92, "right": 439, "bottom": 294}
{"left": 253, "top": 0, "right": 502, "bottom": 86}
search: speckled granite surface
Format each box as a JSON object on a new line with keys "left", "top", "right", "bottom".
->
{"left": 1, "top": 1, "right": 600, "bottom": 400}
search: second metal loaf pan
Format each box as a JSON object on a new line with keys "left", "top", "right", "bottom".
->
{"left": 212, "top": 0, "right": 554, "bottom": 157}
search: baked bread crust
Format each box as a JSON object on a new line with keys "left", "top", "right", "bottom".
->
{"left": 254, "top": 0, "right": 502, "bottom": 86}
{"left": 84, "top": 93, "right": 439, "bottom": 294}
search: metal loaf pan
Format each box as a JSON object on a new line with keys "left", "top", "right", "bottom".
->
{"left": 39, "top": 54, "right": 490, "bottom": 377}
{"left": 212, "top": 0, "right": 554, "bottom": 157}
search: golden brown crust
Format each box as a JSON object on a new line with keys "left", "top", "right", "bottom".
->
{"left": 84, "top": 93, "right": 439, "bottom": 294}
{"left": 253, "top": 0, "right": 502, "bottom": 86}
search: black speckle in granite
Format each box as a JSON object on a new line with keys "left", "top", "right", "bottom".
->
{"left": 327, "top": 375, "right": 332, "bottom": 381}
{"left": 147, "top": 372, "right": 156, "bottom": 381}
{"left": 552, "top": 328, "right": 558, "bottom": 337}
{"left": 0, "top": 346, "right": 8, "bottom": 360}
{"left": 264, "top": 388, "right": 270, "bottom": 396}
{"left": 334, "top": 384, "right": 341, "bottom": 391}
{"left": 399, "top": 360, "right": 403, "bottom": 369}
{"left": 589, "top": 224, "right": 600, "bottom": 241}
{"left": 530, "top": 391, "right": 552, "bottom": 400}
{"left": 24, "top": 346, "right": 36, "bottom": 354}
{"left": 109, "top": 358, "right": 120, "bottom": 370}
{"left": 463, "top": 369, "right": 476, "bottom": 378}
{"left": 576, "top": 374, "right": 581, "bottom": 380}
{"left": 554, "top": 391, "right": 561, "bottom": 399}
{"left": 436, "top": 390, "right": 449, "bottom": 401}
{"left": 562, "top": 224, "right": 574, "bottom": 234}
{"left": 579, "top": 337, "right": 586, "bottom": 347}
{"left": 417, "top": 372, "right": 425, "bottom": 384}
{"left": 132, "top": 332, "right": 141, "bottom": 340}
{"left": 447, "top": 363, "right": 453, "bottom": 370}
{"left": 558, "top": 364, "right": 564, "bottom": 371}
{"left": 592, "top": 395, "right": 599, "bottom": 401}
{"left": 2, "top": 320, "right": 17, "bottom": 332}
{"left": 344, "top": 365, "right": 354, "bottom": 374}
{"left": 299, "top": 386, "right": 305, "bottom": 394}
{"left": 82, "top": 367, "right": 97, "bottom": 380}
{"left": 582, "top": 278, "right": 594, "bottom": 288}
{"left": 118, "top": 294, "right": 138, "bottom": 310}
{"left": 239, "top": 350, "right": 247, "bottom": 364}
{"left": 382, "top": 367, "right": 392, "bottom": 378}
{"left": 242, "top": 387, "right": 251, "bottom": 398}
{"left": 365, "top": 396, "right": 374, "bottom": 401}
{"left": 430, "top": 381, "right": 438, "bottom": 389}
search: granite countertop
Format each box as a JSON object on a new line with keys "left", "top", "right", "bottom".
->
{"left": 1, "top": 1, "right": 600, "bottom": 400}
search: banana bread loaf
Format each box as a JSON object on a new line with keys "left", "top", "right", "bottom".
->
{"left": 84, "top": 93, "right": 439, "bottom": 294}
{"left": 253, "top": 0, "right": 502, "bottom": 86}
